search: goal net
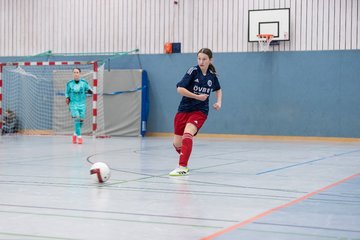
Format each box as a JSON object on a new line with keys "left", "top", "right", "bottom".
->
{"left": 0, "top": 61, "right": 105, "bottom": 136}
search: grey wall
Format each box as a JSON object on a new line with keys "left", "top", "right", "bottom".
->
{"left": 1, "top": 50, "right": 360, "bottom": 138}
{"left": 1, "top": 0, "right": 359, "bottom": 55}
{"left": 107, "top": 50, "right": 360, "bottom": 138}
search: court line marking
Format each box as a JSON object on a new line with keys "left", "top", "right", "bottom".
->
{"left": 0, "top": 209, "right": 222, "bottom": 230}
{"left": 2, "top": 179, "right": 358, "bottom": 205}
{"left": 200, "top": 172, "right": 360, "bottom": 240}
{"left": 85, "top": 151, "right": 314, "bottom": 194}
{"left": 147, "top": 132, "right": 360, "bottom": 142}
{"left": 218, "top": 227, "right": 352, "bottom": 240}
{"left": 256, "top": 149, "right": 360, "bottom": 175}
{"left": 253, "top": 222, "right": 360, "bottom": 233}
{"left": 0, "top": 203, "right": 237, "bottom": 223}
{"left": 0, "top": 232, "right": 80, "bottom": 240}
{"left": 86, "top": 150, "right": 306, "bottom": 194}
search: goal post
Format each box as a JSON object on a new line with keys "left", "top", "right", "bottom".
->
{"left": 0, "top": 61, "right": 105, "bottom": 136}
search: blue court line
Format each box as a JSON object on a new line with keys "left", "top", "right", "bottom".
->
{"left": 256, "top": 149, "right": 360, "bottom": 175}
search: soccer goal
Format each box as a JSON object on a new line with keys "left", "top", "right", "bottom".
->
{"left": 0, "top": 61, "right": 105, "bottom": 136}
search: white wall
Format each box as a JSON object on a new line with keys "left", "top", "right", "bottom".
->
{"left": 0, "top": 0, "right": 359, "bottom": 56}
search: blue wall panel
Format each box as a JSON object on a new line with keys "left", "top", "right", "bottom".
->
{"left": 106, "top": 50, "right": 360, "bottom": 138}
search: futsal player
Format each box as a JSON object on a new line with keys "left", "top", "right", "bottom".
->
{"left": 65, "top": 68, "right": 93, "bottom": 144}
{"left": 169, "top": 48, "right": 223, "bottom": 176}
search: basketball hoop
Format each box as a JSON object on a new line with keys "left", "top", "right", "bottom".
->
{"left": 257, "top": 34, "right": 273, "bottom": 52}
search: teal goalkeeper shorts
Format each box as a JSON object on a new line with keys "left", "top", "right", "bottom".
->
{"left": 70, "top": 105, "right": 86, "bottom": 119}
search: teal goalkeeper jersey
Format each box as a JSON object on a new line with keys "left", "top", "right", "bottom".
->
{"left": 65, "top": 79, "right": 92, "bottom": 107}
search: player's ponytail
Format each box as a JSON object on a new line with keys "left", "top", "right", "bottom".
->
{"left": 198, "top": 48, "right": 217, "bottom": 74}
{"left": 208, "top": 63, "right": 216, "bottom": 74}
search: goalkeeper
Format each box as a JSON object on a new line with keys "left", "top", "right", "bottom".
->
{"left": 65, "top": 68, "right": 93, "bottom": 144}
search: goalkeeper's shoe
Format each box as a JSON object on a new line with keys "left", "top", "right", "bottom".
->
{"left": 72, "top": 135, "right": 77, "bottom": 144}
{"left": 77, "top": 137, "right": 83, "bottom": 144}
{"left": 169, "top": 166, "right": 189, "bottom": 176}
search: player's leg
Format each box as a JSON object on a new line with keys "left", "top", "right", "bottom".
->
{"left": 179, "top": 111, "right": 207, "bottom": 167}
{"left": 169, "top": 113, "right": 188, "bottom": 176}
{"left": 74, "top": 117, "right": 81, "bottom": 136}
{"left": 173, "top": 135, "right": 182, "bottom": 154}
{"left": 76, "top": 119, "right": 84, "bottom": 144}
{"left": 79, "top": 107, "right": 85, "bottom": 129}
{"left": 77, "top": 108, "right": 86, "bottom": 144}
{"left": 169, "top": 111, "right": 207, "bottom": 176}
{"left": 169, "top": 123, "right": 195, "bottom": 176}
{"left": 178, "top": 123, "right": 197, "bottom": 167}
{"left": 79, "top": 119, "right": 84, "bottom": 129}
{"left": 173, "top": 112, "right": 187, "bottom": 154}
{"left": 70, "top": 107, "right": 80, "bottom": 144}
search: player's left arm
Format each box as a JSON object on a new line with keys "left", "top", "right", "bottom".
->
{"left": 85, "top": 81, "right": 93, "bottom": 94}
{"left": 213, "top": 89, "right": 222, "bottom": 111}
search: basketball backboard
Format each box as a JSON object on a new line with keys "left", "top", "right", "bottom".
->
{"left": 248, "top": 8, "right": 290, "bottom": 42}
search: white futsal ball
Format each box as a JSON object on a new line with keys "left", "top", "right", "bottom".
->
{"left": 90, "top": 162, "right": 111, "bottom": 183}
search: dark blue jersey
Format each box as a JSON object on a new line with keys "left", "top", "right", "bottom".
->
{"left": 176, "top": 65, "right": 221, "bottom": 115}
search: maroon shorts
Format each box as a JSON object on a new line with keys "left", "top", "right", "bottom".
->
{"left": 174, "top": 111, "right": 207, "bottom": 135}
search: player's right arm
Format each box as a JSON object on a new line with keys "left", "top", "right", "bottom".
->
{"left": 65, "top": 82, "right": 71, "bottom": 105}
{"left": 176, "top": 66, "right": 208, "bottom": 101}
{"left": 177, "top": 87, "right": 208, "bottom": 101}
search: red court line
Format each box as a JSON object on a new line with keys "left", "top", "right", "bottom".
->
{"left": 201, "top": 172, "right": 360, "bottom": 240}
